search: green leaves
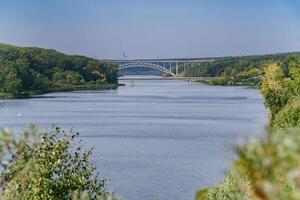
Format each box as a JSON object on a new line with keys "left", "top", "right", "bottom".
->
{"left": 0, "top": 43, "right": 118, "bottom": 98}
{"left": 0, "top": 125, "right": 115, "bottom": 200}
{"left": 261, "top": 59, "right": 300, "bottom": 127}
{"left": 273, "top": 96, "right": 300, "bottom": 130}
{"left": 260, "top": 63, "right": 289, "bottom": 120}
{"left": 235, "top": 129, "right": 300, "bottom": 200}
{"left": 197, "top": 57, "right": 300, "bottom": 200}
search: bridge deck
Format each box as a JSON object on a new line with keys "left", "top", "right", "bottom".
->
{"left": 118, "top": 76, "right": 218, "bottom": 81}
{"left": 102, "top": 58, "right": 214, "bottom": 63}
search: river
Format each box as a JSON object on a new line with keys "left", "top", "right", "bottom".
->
{"left": 0, "top": 77, "right": 268, "bottom": 200}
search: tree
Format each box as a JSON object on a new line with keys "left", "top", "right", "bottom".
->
{"left": 261, "top": 63, "right": 290, "bottom": 120}
{"left": 0, "top": 125, "right": 118, "bottom": 200}
{"left": 3, "top": 71, "right": 23, "bottom": 97}
{"left": 273, "top": 96, "right": 300, "bottom": 130}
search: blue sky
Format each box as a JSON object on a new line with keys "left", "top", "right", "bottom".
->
{"left": 0, "top": 0, "right": 300, "bottom": 59}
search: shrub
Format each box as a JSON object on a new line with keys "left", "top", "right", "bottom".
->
{"left": 0, "top": 125, "right": 116, "bottom": 200}
{"left": 273, "top": 96, "right": 300, "bottom": 130}
{"left": 201, "top": 128, "right": 300, "bottom": 200}
{"left": 235, "top": 128, "right": 300, "bottom": 200}
{"left": 206, "top": 174, "right": 251, "bottom": 200}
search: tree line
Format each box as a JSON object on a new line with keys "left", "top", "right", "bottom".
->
{"left": 184, "top": 52, "right": 300, "bottom": 86}
{"left": 0, "top": 43, "right": 118, "bottom": 98}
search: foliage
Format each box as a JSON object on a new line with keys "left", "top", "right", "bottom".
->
{"left": 195, "top": 188, "right": 208, "bottom": 200}
{"left": 206, "top": 174, "right": 251, "bottom": 200}
{"left": 197, "top": 55, "right": 300, "bottom": 200}
{"left": 185, "top": 52, "right": 299, "bottom": 78}
{"left": 0, "top": 125, "right": 117, "bottom": 200}
{"left": 238, "top": 68, "right": 262, "bottom": 79}
{"left": 2, "top": 71, "right": 23, "bottom": 97}
{"left": 52, "top": 70, "right": 84, "bottom": 85}
{"left": 199, "top": 129, "right": 300, "bottom": 200}
{"left": 205, "top": 67, "right": 262, "bottom": 86}
{"left": 72, "top": 191, "right": 119, "bottom": 200}
{"left": 260, "top": 63, "right": 290, "bottom": 120}
{"left": 0, "top": 43, "right": 118, "bottom": 98}
{"left": 235, "top": 129, "right": 300, "bottom": 200}
{"left": 261, "top": 57, "right": 300, "bottom": 122}
{"left": 273, "top": 96, "right": 300, "bottom": 130}
{"left": 188, "top": 52, "right": 300, "bottom": 86}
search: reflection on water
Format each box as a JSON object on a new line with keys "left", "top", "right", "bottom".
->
{"left": 0, "top": 79, "right": 268, "bottom": 200}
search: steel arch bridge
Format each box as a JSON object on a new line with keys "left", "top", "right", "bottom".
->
{"left": 118, "top": 62, "right": 176, "bottom": 77}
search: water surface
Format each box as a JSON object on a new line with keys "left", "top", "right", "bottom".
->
{"left": 0, "top": 79, "right": 268, "bottom": 200}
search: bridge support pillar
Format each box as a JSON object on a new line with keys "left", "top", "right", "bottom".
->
{"left": 176, "top": 62, "right": 178, "bottom": 77}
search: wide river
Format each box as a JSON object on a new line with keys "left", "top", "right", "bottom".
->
{"left": 0, "top": 77, "right": 268, "bottom": 200}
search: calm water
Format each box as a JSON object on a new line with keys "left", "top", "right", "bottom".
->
{"left": 0, "top": 78, "right": 268, "bottom": 200}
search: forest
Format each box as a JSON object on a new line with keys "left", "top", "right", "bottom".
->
{"left": 184, "top": 52, "right": 300, "bottom": 86}
{"left": 0, "top": 44, "right": 118, "bottom": 98}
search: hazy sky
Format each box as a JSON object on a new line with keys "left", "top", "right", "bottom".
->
{"left": 0, "top": 0, "right": 300, "bottom": 59}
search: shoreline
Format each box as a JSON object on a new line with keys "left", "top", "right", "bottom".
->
{"left": 0, "top": 83, "right": 122, "bottom": 99}
{"left": 194, "top": 79, "right": 259, "bottom": 88}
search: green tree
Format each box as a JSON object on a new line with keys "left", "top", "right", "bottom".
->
{"left": 3, "top": 71, "right": 23, "bottom": 97}
{"left": 273, "top": 96, "right": 300, "bottom": 130}
{"left": 261, "top": 63, "right": 290, "bottom": 120}
{"left": 53, "top": 70, "right": 84, "bottom": 85}
{"left": 0, "top": 125, "right": 117, "bottom": 200}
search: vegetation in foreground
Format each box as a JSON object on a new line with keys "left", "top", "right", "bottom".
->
{"left": 195, "top": 56, "right": 300, "bottom": 199}
{"left": 0, "top": 124, "right": 118, "bottom": 200}
{"left": 0, "top": 43, "right": 118, "bottom": 98}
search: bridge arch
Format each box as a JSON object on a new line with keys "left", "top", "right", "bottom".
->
{"left": 118, "top": 62, "right": 176, "bottom": 77}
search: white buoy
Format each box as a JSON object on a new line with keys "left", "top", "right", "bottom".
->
{"left": 17, "top": 113, "right": 22, "bottom": 117}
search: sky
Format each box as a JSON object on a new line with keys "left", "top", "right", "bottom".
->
{"left": 0, "top": 0, "right": 300, "bottom": 59}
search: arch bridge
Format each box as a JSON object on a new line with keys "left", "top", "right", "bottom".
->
{"left": 118, "top": 62, "right": 176, "bottom": 77}
{"left": 103, "top": 58, "right": 214, "bottom": 77}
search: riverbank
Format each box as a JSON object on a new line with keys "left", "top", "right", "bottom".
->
{"left": 0, "top": 78, "right": 268, "bottom": 200}
{"left": 195, "top": 76, "right": 260, "bottom": 87}
{"left": 196, "top": 61, "right": 300, "bottom": 200}
{"left": 0, "top": 83, "right": 121, "bottom": 99}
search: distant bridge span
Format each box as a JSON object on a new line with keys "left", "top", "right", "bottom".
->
{"left": 118, "top": 62, "right": 176, "bottom": 77}
{"left": 102, "top": 58, "right": 214, "bottom": 77}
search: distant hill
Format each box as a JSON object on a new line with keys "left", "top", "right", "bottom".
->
{"left": 0, "top": 43, "right": 118, "bottom": 98}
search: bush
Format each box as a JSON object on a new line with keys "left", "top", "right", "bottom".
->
{"left": 206, "top": 174, "right": 251, "bottom": 200}
{"left": 273, "top": 96, "right": 300, "bottom": 130}
{"left": 0, "top": 125, "right": 117, "bottom": 200}
{"left": 235, "top": 128, "right": 300, "bottom": 200}
{"left": 202, "top": 128, "right": 300, "bottom": 200}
